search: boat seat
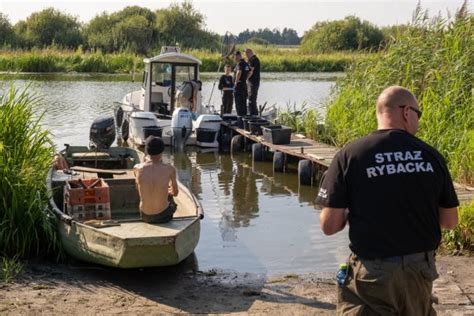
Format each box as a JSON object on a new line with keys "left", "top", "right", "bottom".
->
{"left": 72, "top": 152, "right": 110, "bottom": 159}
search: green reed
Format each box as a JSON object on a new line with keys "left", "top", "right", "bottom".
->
{"left": 318, "top": 9, "right": 473, "bottom": 184}
{"left": 0, "top": 256, "right": 24, "bottom": 282}
{"left": 0, "top": 47, "right": 372, "bottom": 73}
{"left": 0, "top": 85, "right": 58, "bottom": 258}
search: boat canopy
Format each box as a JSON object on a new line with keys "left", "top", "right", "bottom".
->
{"left": 144, "top": 53, "right": 202, "bottom": 65}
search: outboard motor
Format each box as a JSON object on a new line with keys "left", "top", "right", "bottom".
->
{"left": 171, "top": 107, "right": 192, "bottom": 150}
{"left": 90, "top": 115, "right": 116, "bottom": 149}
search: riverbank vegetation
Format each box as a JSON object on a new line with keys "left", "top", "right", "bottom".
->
{"left": 314, "top": 5, "right": 473, "bottom": 185}
{"left": 0, "top": 1, "right": 403, "bottom": 74}
{"left": 0, "top": 86, "right": 58, "bottom": 271}
{"left": 0, "top": 48, "right": 373, "bottom": 73}
{"left": 442, "top": 202, "right": 474, "bottom": 253}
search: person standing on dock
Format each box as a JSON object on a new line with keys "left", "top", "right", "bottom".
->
{"left": 218, "top": 64, "right": 234, "bottom": 115}
{"left": 245, "top": 48, "right": 261, "bottom": 116}
{"left": 316, "top": 86, "right": 459, "bottom": 315}
{"left": 134, "top": 136, "right": 179, "bottom": 224}
{"left": 233, "top": 51, "right": 250, "bottom": 116}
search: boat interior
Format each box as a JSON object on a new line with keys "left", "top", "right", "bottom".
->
{"left": 61, "top": 145, "right": 141, "bottom": 170}
{"left": 51, "top": 168, "right": 199, "bottom": 226}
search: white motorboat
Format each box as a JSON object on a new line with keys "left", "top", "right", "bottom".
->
{"left": 115, "top": 46, "right": 222, "bottom": 148}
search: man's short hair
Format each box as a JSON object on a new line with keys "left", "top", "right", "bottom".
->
{"left": 145, "top": 136, "right": 164, "bottom": 156}
{"left": 235, "top": 51, "right": 241, "bottom": 57}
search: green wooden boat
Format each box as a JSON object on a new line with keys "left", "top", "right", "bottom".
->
{"left": 47, "top": 145, "right": 203, "bottom": 268}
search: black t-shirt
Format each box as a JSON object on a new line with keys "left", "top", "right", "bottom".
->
{"left": 218, "top": 74, "right": 233, "bottom": 91}
{"left": 315, "top": 129, "right": 459, "bottom": 259}
{"left": 248, "top": 55, "right": 260, "bottom": 85}
{"left": 234, "top": 60, "right": 249, "bottom": 89}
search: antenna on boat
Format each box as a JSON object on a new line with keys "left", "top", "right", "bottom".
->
{"left": 207, "top": 31, "right": 236, "bottom": 110}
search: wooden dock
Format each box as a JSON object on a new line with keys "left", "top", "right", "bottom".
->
{"left": 223, "top": 122, "right": 474, "bottom": 204}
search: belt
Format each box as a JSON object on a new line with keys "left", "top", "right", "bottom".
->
{"left": 358, "top": 251, "right": 435, "bottom": 264}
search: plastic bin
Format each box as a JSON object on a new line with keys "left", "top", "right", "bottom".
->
{"left": 262, "top": 125, "right": 292, "bottom": 145}
{"left": 242, "top": 115, "right": 260, "bottom": 130}
{"left": 248, "top": 120, "right": 271, "bottom": 135}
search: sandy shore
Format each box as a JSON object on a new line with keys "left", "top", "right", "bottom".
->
{"left": 1, "top": 255, "right": 472, "bottom": 315}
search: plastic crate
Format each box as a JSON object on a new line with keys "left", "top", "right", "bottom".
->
{"left": 65, "top": 178, "right": 110, "bottom": 205}
{"left": 262, "top": 125, "right": 292, "bottom": 145}
{"left": 64, "top": 178, "right": 111, "bottom": 221}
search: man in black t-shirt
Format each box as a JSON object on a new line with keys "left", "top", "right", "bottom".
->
{"left": 316, "top": 86, "right": 459, "bottom": 315}
{"left": 245, "top": 48, "right": 260, "bottom": 116}
{"left": 233, "top": 51, "right": 249, "bottom": 116}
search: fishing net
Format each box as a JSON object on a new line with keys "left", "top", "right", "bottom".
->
{"left": 206, "top": 32, "right": 237, "bottom": 109}
{"left": 220, "top": 32, "right": 236, "bottom": 59}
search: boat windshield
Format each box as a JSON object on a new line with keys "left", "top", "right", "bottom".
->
{"left": 175, "top": 65, "right": 196, "bottom": 84}
{"left": 151, "top": 63, "right": 172, "bottom": 86}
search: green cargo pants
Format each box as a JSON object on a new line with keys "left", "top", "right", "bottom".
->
{"left": 337, "top": 251, "right": 438, "bottom": 316}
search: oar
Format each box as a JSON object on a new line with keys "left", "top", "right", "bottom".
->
{"left": 70, "top": 166, "right": 127, "bottom": 175}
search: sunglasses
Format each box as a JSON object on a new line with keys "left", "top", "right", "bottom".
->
{"left": 399, "top": 105, "right": 422, "bottom": 119}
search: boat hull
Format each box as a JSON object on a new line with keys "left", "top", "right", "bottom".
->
{"left": 58, "top": 218, "right": 200, "bottom": 268}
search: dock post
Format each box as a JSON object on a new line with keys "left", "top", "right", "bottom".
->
{"left": 298, "top": 159, "right": 313, "bottom": 186}
{"left": 273, "top": 151, "right": 285, "bottom": 172}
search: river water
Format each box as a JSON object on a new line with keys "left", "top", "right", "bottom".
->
{"left": 1, "top": 72, "right": 349, "bottom": 274}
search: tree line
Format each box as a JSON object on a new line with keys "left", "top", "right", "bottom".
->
{"left": 1, "top": 2, "right": 407, "bottom": 54}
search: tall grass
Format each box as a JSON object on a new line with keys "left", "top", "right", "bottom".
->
{"left": 276, "top": 101, "right": 324, "bottom": 139}
{"left": 0, "top": 85, "right": 58, "bottom": 258}
{"left": 0, "top": 47, "right": 374, "bottom": 73}
{"left": 442, "top": 201, "right": 474, "bottom": 253}
{"left": 319, "top": 8, "right": 473, "bottom": 184}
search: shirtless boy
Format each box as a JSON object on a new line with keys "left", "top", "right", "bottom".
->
{"left": 133, "top": 136, "right": 179, "bottom": 223}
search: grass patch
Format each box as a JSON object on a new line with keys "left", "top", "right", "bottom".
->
{"left": 0, "top": 257, "right": 24, "bottom": 283}
{"left": 442, "top": 201, "right": 474, "bottom": 253}
{"left": 0, "top": 84, "right": 59, "bottom": 259}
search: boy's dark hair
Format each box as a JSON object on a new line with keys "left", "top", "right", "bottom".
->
{"left": 145, "top": 136, "right": 164, "bottom": 156}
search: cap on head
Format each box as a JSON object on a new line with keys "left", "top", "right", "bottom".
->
{"left": 145, "top": 136, "right": 164, "bottom": 156}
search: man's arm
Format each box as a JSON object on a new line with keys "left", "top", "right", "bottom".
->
{"left": 169, "top": 167, "right": 179, "bottom": 196}
{"left": 247, "top": 66, "right": 254, "bottom": 81}
{"left": 235, "top": 70, "right": 241, "bottom": 85}
{"left": 439, "top": 207, "right": 458, "bottom": 229}
{"left": 320, "top": 207, "right": 347, "bottom": 235}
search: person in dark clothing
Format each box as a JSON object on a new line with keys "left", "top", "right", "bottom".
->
{"left": 218, "top": 64, "right": 234, "bottom": 115}
{"left": 233, "top": 51, "right": 249, "bottom": 117}
{"left": 316, "top": 86, "right": 459, "bottom": 315}
{"left": 245, "top": 48, "right": 260, "bottom": 116}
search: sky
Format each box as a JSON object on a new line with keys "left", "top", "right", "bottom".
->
{"left": 1, "top": 0, "right": 470, "bottom": 36}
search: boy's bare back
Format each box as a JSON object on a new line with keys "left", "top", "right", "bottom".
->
{"left": 134, "top": 160, "right": 178, "bottom": 215}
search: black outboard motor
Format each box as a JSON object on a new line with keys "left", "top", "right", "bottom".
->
{"left": 90, "top": 115, "right": 116, "bottom": 150}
